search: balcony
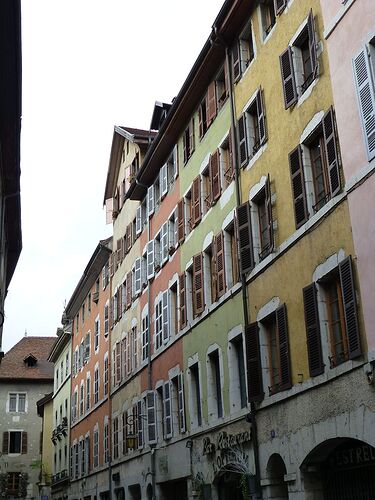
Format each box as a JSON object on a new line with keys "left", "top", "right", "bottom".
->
{"left": 51, "top": 470, "right": 69, "bottom": 486}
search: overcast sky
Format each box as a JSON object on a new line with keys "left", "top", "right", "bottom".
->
{"left": 3, "top": 0, "right": 224, "bottom": 353}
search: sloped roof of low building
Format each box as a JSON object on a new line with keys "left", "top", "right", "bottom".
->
{"left": 0, "top": 336, "right": 56, "bottom": 381}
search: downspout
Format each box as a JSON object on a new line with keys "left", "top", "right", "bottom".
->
{"left": 211, "top": 27, "right": 263, "bottom": 499}
{"left": 108, "top": 319, "right": 113, "bottom": 500}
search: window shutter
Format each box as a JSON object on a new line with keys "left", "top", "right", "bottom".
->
{"left": 232, "top": 41, "right": 241, "bottom": 82}
{"left": 134, "top": 258, "right": 141, "bottom": 295}
{"left": 162, "top": 290, "right": 169, "bottom": 342}
{"left": 289, "top": 145, "right": 308, "bottom": 228}
{"left": 179, "top": 273, "right": 187, "bottom": 329}
{"left": 136, "top": 206, "right": 142, "bottom": 235}
{"left": 193, "top": 253, "right": 205, "bottom": 317}
{"left": 126, "top": 271, "right": 132, "bottom": 309}
{"left": 207, "top": 81, "right": 217, "bottom": 126}
{"left": 265, "top": 174, "right": 274, "bottom": 252}
{"left": 192, "top": 176, "right": 201, "bottom": 227}
{"left": 161, "top": 222, "right": 168, "bottom": 263}
{"left": 303, "top": 283, "right": 324, "bottom": 377}
{"left": 211, "top": 242, "right": 217, "bottom": 304}
{"left": 189, "top": 118, "right": 195, "bottom": 154}
{"left": 323, "top": 107, "right": 341, "bottom": 197}
{"left": 236, "top": 202, "right": 254, "bottom": 274}
{"left": 280, "top": 46, "right": 297, "bottom": 109}
{"left": 274, "top": 0, "right": 287, "bottom": 15}
{"left": 228, "top": 127, "right": 235, "bottom": 180}
{"left": 177, "top": 199, "right": 185, "bottom": 244}
{"left": 307, "top": 10, "right": 318, "bottom": 77}
{"left": 147, "top": 240, "right": 154, "bottom": 280}
{"left": 160, "top": 164, "right": 168, "bottom": 197}
{"left": 245, "top": 323, "right": 264, "bottom": 402}
{"left": 147, "top": 391, "right": 157, "bottom": 444}
{"left": 164, "top": 381, "right": 172, "bottom": 439}
{"left": 353, "top": 48, "right": 375, "bottom": 160}
{"left": 2, "top": 432, "right": 8, "bottom": 454}
{"left": 216, "top": 232, "right": 226, "bottom": 298}
{"left": 147, "top": 186, "right": 155, "bottom": 217}
{"left": 177, "top": 373, "right": 186, "bottom": 433}
{"left": 339, "top": 256, "right": 361, "bottom": 359}
{"left": 256, "top": 89, "right": 267, "bottom": 146}
{"left": 115, "top": 342, "right": 121, "bottom": 384}
{"left": 237, "top": 114, "right": 248, "bottom": 167}
{"left": 210, "top": 149, "right": 221, "bottom": 203}
{"left": 198, "top": 103, "right": 204, "bottom": 138}
{"left": 276, "top": 304, "right": 292, "bottom": 390}
{"left": 21, "top": 432, "right": 28, "bottom": 454}
{"left": 109, "top": 253, "right": 114, "bottom": 277}
{"left": 137, "top": 400, "right": 143, "bottom": 449}
{"left": 173, "top": 145, "right": 178, "bottom": 179}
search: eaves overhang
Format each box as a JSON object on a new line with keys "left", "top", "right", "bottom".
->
{"left": 48, "top": 329, "right": 72, "bottom": 363}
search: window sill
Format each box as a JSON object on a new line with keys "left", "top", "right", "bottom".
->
{"left": 245, "top": 141, "right": 268, "bottom": 171}
{"left": 262, "top": 23, "right": 276, "bottom": 45}
{"left": 296, "top": 77, "right": 318, "bottom": 108}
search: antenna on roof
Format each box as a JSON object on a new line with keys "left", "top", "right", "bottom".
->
{"left": 24, "top": 329, "right": 27, "bottom": 337}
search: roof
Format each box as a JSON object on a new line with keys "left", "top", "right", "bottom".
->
{"left": 36, "top": 391, "right": 53, "bottom": 417}
{"left": 0, "top": 336, "right": 56, "bottom": 381}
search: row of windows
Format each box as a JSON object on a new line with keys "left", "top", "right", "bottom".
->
{"left": 70, "top": 420, "right": 109, "bottom": 479}
{"left": 55, "top": 350, "right": 70, "bottom": 391}
{"left": 74, "top": 277, "right": 102, "bottom": 335}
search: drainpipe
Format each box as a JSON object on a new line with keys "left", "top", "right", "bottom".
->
{"left": 108, "top": 331, "right": 113, "bottom": 500}
{"left": 210, "top": 27, "right": 263, "bottom": 499}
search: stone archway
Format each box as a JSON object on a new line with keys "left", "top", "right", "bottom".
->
{"left": 265, "top": 453, "right": 289, "bottom": 499}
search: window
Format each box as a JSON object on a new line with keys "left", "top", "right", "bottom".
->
{"left": 199, "top": 81, "right": 217, "bottom": 139}
{"left": 132, "top": 258, "right": 141, "bottom": 297}
{"left": 289, "top": 108, "right": 341, "bottom": 228}
{"left": 193, "top": 253, "right": 205, "bottom": 318}
{"left": 238, "top": 89, "right": 267, "bottom": 168}
{"left": 207, "top": 350, "right": 223, "bottom": 419}
{"left": 146, "top": 391, "right": 157, "bottom": 445}
{"left": 253, "top": 181, "right": 273, "bottom": 261}
{"left": 260, "top": 0, "right": 276, "bottom": 39}
{"left": 177, "top": 199, "right": 185, "bottom": 244}
{"left": 221, "top": 131, "right": 234, "bottom": 188}
{"left": 72, "top": 389, "right": 78, "bottom": 422}
{"left": 215, "top": 64, "right": 228, "bottom": 109}
{"left": 86, "top": 375, "right": 91, "bottom": 411}
{"left": 224, "top": 222, "right": 239, "bottom": 288}
{"left": 82, "top": 304, "right": 85, "bottom": 324}
{"left": 280, "top": 10, "right": 317, "bottom": 109}
{"left": 155, "top": 295, "right": 163, "bottom": 350}
{"left": 183, "top": 118, "right": 195, "bottom": 164}
{"left": 104, "top": 353, "right": 109, "bottom": 396}
{"left": 6, "top": 472, "right": 21, "bottom": 496}
{"left": 132, "top": 326, "right": 138, "bottom": 371}
{"left": 80, "top": 382, "right": 84, "bottom": 417}
{"left": 94, "top": 366, "right": 99, "bottom": 404}
{"left": 114, "top": 342, "right": 121, "bottom": 386}
{"left": 171, "top": 373, "right": 186, "bottom": 434}
{"left": 167, "top": 145, "right": 179, "bottom": 182}
{"left": 179, "top": 273, "right": 187, "bottom": 330}
{"left": 168, "top": 209, "right": 178, "bottom": 253}
{"left": 93, "top": 428, "right": 99, "bottom": 468}
{"left": 232, "top": 21, "right": 255, "bottom": 82}
{"left": 113, "top": 417, "right": 119, "bottom": 459}
{"left": 9, "top": 393, "right": 26, "bottom": 413}
{"left": 169, "top": 282, "right": 178, "bottom": 337}
{"left": 159, "top": 163, "right": 168, "bottom": 199}
{"left": 353, "top": 40, "right": 375, "bottom": 160}
{"left": 160, "top": 222, "right": 168, "bottom": 264}
{"left": 104, "top": 303, "right": 109, "bottom": 337}
{"left": 189, "top": 363, "right": 202, "bottom": 427}
{"left": 230, "top": 335, "right": 247, "bottom": 410}
{"left": 104, "top": 420, "right": 109, "bottom": 464}
{"left": 2, "top": 431, "right": 27, "bottom": 454}
{"left": 141, "top": 314, "right": 149, "bottom": 362}
{"left": 163, "top": 382, "right": 172, "bottom": 439}
{"left": 190, "top": 176, "right": 202, "bottom": 229}
{"left": 102, "top": 261, "right": 109, "bottom": 289}
{"left": 75, "top": 313, "right": 79, "bottom": 334}
{"left": 65, "top": 352, "right": 69, "bottom": 377}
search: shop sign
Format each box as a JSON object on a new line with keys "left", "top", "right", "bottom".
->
{"left": 203, "top": 430, "right": 251, "bottom": 455}
{"left": 330, "top": 444, "right": 375, "bottom": 469}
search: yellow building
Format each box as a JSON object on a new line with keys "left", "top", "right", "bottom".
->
{"left": 37, "top": 392, "right": 53, "bottom": 499}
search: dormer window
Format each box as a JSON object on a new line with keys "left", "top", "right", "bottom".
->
{"left": 24, "top": 354, "right": 37, "bottom": 367}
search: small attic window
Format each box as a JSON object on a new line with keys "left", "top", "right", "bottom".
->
{"left": 24, "top": 354, "right": 37, "bottom": 367}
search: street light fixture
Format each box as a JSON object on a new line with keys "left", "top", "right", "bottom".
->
{"left": 125, "top": 413, "right": 147, "bottom": 450}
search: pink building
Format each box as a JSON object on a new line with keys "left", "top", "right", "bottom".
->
{"left": 321, "top": 0, "right": 375, "bottom": 354}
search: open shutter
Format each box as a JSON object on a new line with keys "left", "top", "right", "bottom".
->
{"left": 189, "top": 118, "right": 195, "bottom": 154}
{"left": 353, "top": 47, "right": 375, "bottom": 160}
{"left": 136, "top": 206, "right": 142, "bottom": 235}
{"left": 256, "top": 89, "right": 267, "bottom": 146}
{"left": 21, "top": 432, "right": 28, "bottom": 454}
{"left": 115, "top": 342, "right": 121, "bottom": 384}
{"left": 125, "top": 225, "right": 131, "bottom": 254}
{"left": 160, "top": 164, "right": 168, "bottom": 197}
{"left": 237, "top": 202, "right": 254, "bottom": 274}
{"left": 276, "top": 304, "right": 292, "bottom": 390}
{"left": 245, "top": 323, "right": 264, "bottom": 402}
{"left": 237, "top": 114, "right": 248, "bottom": 167}
{"left": 193, "top": 253, "right": 205, "bottom": 317}
{"left": 323, "top": 107, "right": 341, "bottom": 197}
{"left": 161, "top": 222, "right": 168, "bottom": 262}
{"left": 137, "top": 400, "right": 143, "bottom": 449}
{"left": 177, "top": 199, "right": 185, "bottom": 244}
{"left": 164, "top": 382, "right": 172, "bottom": 439}
{"left": 303, "top": 283, "right": 324, "bottom": 377}
{"left": 307, "top": 10, "right": 318, "bottom": 77}
{"left": 179, "top": 273, "right": 187, "bottom": 329}
{"left": 228, "top": 127, "right": 235, "bottom": 180}
{"left": 207, "top": 81, "right": 217, "bottom": 126}
{"left": 173, "top": 145, "right": 178, "bottom": 179}
{"left": 134, "top": 259, "right": 141, "bottom": 295}
{"left": 147, "top": 240, "right": 154, "bottom": 280}
{"left": 162, "top": 290, "right": 169, "bottom": 342}
{"left": 210, "top": 149, "right": 221, "bottom": 203}
{"left": 192, "top": 176, "right": 201, "bottom": 227}
{"left": 289, "top": 145, "right": 308, "bottom": 228}
{"left": 216, "top": 232, "right": 226, "bottom": 298}
{"left": 2, "top": 432, "right": 9, "bottom": 454}
{"left": 211, "top": 241, "right": 218, "bottom": 304}
{"left": 339, "top": 256, "right": 361, "bottom": 359}
{"left": 198, "top": 102, "right": 204, "bottom": 138}
{"left": 265, "top": 175, "right": 274, "bottom": 252}
{"left": 147, "top": 391, "right": 157, "bottom": 444}
{"left": 147, "top": 186, "right": 155, "bottom": 217}
{"left": 274, "top": 0, "right": 287, "bottom": 15}
{"left": 126, "top": 271, "right": 132, "bottom": 308}
{"left": 177, "top": 373, "right": 186, "bottom": 433}
{"left": 280, "top": 46, "right": 297, "bottom": 109}
{"left": 232, "top": 41, "right": 241, "bottom": 82}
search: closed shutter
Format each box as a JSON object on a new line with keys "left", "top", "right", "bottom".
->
{"left": 193, "top": 253, "right": 205, "bottom": 317}
{"left": 303, "top": 283, "right": 324, "bottom": 377}
{"left": 2, "top": 432, "right": 9, "bottom": 454}
{"left": 207, "top": 81, "right": 217, "bottom": 126}
{"left": 256, "top": 89, "right": 267, "bottom": 146}
{"left": 211, "top": 242, "right": 217, "bottom": 304}
{"left": 353, "top": 47, "right": 375, "bottom": 160}
{"left": 232, "top": 41, "right": 241, "bottom": 82}
{"left": 164, "top": 382, "right": 172, "bottom": 439}
{"left": 162, "top": 290, "right": 169, "bottom": 342}
{"left": 237, "top": 114, "right": 248, "bottom": 167}
{"left": 136, "top": 206, "right": 142, "bottom": 235}
{"left": 115, "top": 342, "right": 121, "bottom": 384}
{"left": 245, "top": 323, "right": 264, "bottom": 402}
{"left": 177, "top": 199, "right": 185, "bottom": 244}
{"left": 21, "top": 432, "right": 28, "bottom": 454}
{"left": 177, "top": 373, "right": 186, "bottom": 433}
{"left": 179, "top": 273, "right": 187, "bottom": 329}
{"left": 210, "top": 149, "right": 221, "bottom": 202}
{"left": 323, "top": 107, "right": 341, "bottom": 197}
{"left": 192, "top": 176, "right": 201, "bottom": 227}
{"left": 189, "top": 118, "right": 195, "bottom": 154}
{"left": 307, "top": 10, "right": 318, "bottom": 77}
{"left": 236, "top": 202, "right": 254, "bottom": 274}
{"left": 216, "top": 232, "right": 226, "bottom": 298}
{"left": 339, "top": 256, "right": 361, "bottom": 359}
{"left": 147, "top": 391, "right": 157, "bottom": 444}
{"left": 265, "top": 175, "right": 274, "bottom": 253}
{"left": 134, "top": 258, "right": 141, "bottom": 295}
{"left": 228, "top": 127, "right": 235, "bottom": 180}
{"left": 147, "top": 240, "right": 154, "bottom": 280}
{"left": 280, "top": 46, "right": 297, "bottom": 109}
{"left": 276, "top": 304, "right": 292, "bottom": 390}
{"left": 137, "top": 400, "right": 143, "bottom": 449}
{"left": 160, "top": 164, "right": 168, "bottom": 197}
{"left": 126, "top": 271, "right": 132, "bottom": 309}
{"left": 274, "top": 0, "right": 287, "bottom": 15}
{"left": 147, "top": 186, "right": 155, "bottom": 217}
{"left": 198, "top": 102, "right": 204, "bottom": 138}
{"left": 122, "top": 412, "right": 127, "bottom": 454}
{"left": 289, "top": 145, "right": 308, "bottom": 228}
{"left": 161, "top": 222, "right": 168, "bottom": 263}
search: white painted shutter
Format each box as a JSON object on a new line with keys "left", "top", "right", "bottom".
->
{"left": 136, "top": 206, "right": 142, "bottom": 235}
{"left": 173, "top": 145, "right": 178, "bottom": 179}
{"left": 161, "top": 222, "right": 168, "bottom": 263}
{"left": 162, "top": 290, "right": 169, "bottom": 342}
{"left": 163, "top": 381, "right": 172, "bottom": 438}
{"left": 134, "top": 258, "right": 141, "bottom": 294}
{"left": 147, "top": 240, "right": 155, "bottom": 280}
{"left": 146, "top": 391, "right": 157, "bottom": 444}
{"left": 177, "top": 373, "right": 186, "bottom": 433}
{"left": 168, "top": 217, "right": 175, "bottom": 250}
{"left": 160, "top": 164, "right": 168, "bottom": 197}
{"left": 137, "top": 400, "right": 144, "bottom": 449}
{"left": 353, "top": 47, "right": 375, "bottom": 160}
{"left": 147, "top": 186, "right": 155, "bottom": 217}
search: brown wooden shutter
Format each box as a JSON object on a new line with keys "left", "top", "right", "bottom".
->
{"left": 307, "top": 9, "right": 317, "bottom": 77}
{"left": 210, "top": 149, "right": 221, "bottom": 203}
{"left": 274, "top": 0, "right": 287, "bottom": 15}
{"left": 109, "top": 297, "right": 114, "bottom": 331}
{"left": 126, "top": 271, "right": 132, "bottom": 309}
{"left": 245, "top": 323, "right": 264, "bottom": 402}
{"left": 276, "top": 304, "right": 292, "bottom": 390}
{"left": 189, "top": 118, "right": 195, "bottom": 154}
{"left": 198, "top": 103, "right": 204, "bottom": 138}
{"left": 303, "top": 283, "right": 324, "bottom": 377}
{"left": 289, "top": 145, "right": 308, "bottom": 228}
{"left": 280, "top": 46, "right": 297, "bottom": 109}
{"left": 117, "top": 286, "right": 122, "bottom": 319}
{"left": 115, "top": 342, "right": 121, "bottom": 384}
{"left": 126, "top": 225, "right": 132, "bottom": 254}
{"left": 228, "top": 127, "right": 235, "bottom": 179}
{"left": 179, "top": 273, "right": 187, "bottom": 329}
{"left": 237, "top": 114, "right": 248, "bottom": 167}
{"left": 216, "top": 232, "right": 226, "bottom": 298}
{"left": 177, "top": 199, "right": 185, "bottom": 244}
{"left": 193, "top": 253, "right": 204, "bottom": 317}
{"left": 265, "top": 175, "right": 274, "bottom": 253}
{"left": 2, "top": 432, "right": 9, "bottom": 454}
{"left": 232, "top": 41, "right": 241, "bottom": 82}
{"left": 339, "top": 256, "right": 361, "bottom": 359}
{"left": 192, "top": 177, "right": 201, "bottom": 227}
{"left": 257, "top": 89, "right": 267, "bottom": 146}
{"left": 183, "top": 133, "right": 188, "bottom": 164}
{"left": 237, "top": 202, "right": 254, "bottom": 274}
{"left": 21, "top": 432, "right": 28, "bottom": 454}
{"left": 207, "top": 81, "right": 217, "bottom": 126}
{"left": 211, "top": 244, "right": 218, "bottom": 304}
{"left": 323, "top": 107, "right": 341, "bottom": 197}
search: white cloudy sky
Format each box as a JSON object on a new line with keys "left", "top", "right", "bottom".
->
{"left": 3, "top": 0, "right": 224, "bottom": 352}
